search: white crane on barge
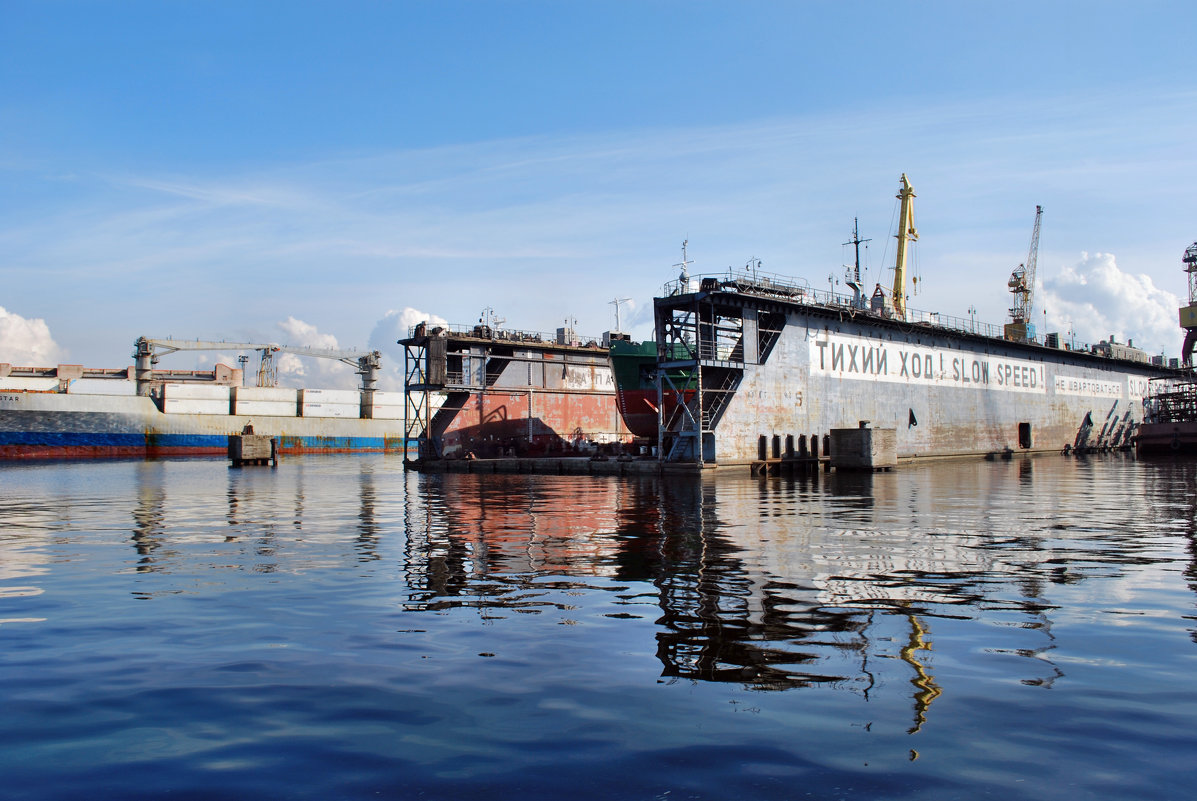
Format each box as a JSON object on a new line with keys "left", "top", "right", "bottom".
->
{"left": 132, "top": 336, "right": 382, "bottom": 394}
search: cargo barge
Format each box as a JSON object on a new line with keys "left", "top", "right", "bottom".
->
{"left": 0, "top": 337, "right": 408, "bottom": 459}
{"left": 617, "top": 178, "right": 1176, "bottom": 467}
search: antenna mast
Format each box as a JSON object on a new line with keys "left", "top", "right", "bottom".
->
{"left": 609, "top": 297, "right": 632, "bottom": 331}
{"left": 673, "top": 239, "right": 693, "bottom": 292}
{"left": 844, "top": 217, "right": 872, "bottom": 310}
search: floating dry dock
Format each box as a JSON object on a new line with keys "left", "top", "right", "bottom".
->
{"left": 647, "top": 272, "right": 1168, "bottom": 467}
{"left": 405, "top": 179, "right": 1183, "bottom": 475}
{"left": 402, "top": 282, "right": 1172, "bottom": 474}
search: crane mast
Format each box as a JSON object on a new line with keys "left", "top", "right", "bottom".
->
{"left": 1179, "top": 242, "right": 1197, "bottom": 365}
{"left": 1004, "top": 205, "right": 1043, "bottom": 343}
{"left": 891, "top": 174, "right": 918, "bottom": 320}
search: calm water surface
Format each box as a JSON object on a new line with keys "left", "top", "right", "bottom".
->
{"left": 1, "top": 454, "right": 1195, "bottom": 800}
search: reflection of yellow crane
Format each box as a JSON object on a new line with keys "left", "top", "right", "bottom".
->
{"left": 900, "top": 614, "right": 942, "bottom": 735}
{"left": 132, "top": 337, "right": 381, "bottom": 393}
{"left": 1004, "top": 206, "right": 1043, "bottom": 343}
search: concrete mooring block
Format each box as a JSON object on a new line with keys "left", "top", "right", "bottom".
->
{"left": 830, "top": 422, "right": 897, "bottom": 471}
{"left": 228, "top": 434, "right": 277, "bottom": 467}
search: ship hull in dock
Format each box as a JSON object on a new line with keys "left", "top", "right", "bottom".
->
{"left": 609, "top": 339, "right": 697, "bottom": 440}
{"left": 431, "top": 387, "right": 630, "bottom": 458}
{"left": 400, "top": 323, "right": 633, "bottom": 460}
{"left": 614, "top": 387, "right": 694, "bottom": 440}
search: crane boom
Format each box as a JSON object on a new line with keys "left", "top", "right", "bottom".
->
{"left": 133, "top": 337, "right": 382, "bottom": 390}
{"left": 1024, "top": 205, "right": 1042, "bottom": 311}
{"left": 139, "top": 338, "right": 275, "bottom": 356}
{"left": 891, "top": 174, "right": 918, "bottom": 319}
{"left": 1004, "top": 205, "right": 1043, "bottom": 342}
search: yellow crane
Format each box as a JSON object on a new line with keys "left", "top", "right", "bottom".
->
{"left": 891, "top": 174, "right": 918, "bottom": 319}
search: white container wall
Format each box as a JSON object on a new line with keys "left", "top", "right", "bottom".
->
{"left": 164, "top": 398, "right": 230, "bottom": 415}
{"left": 370, "top": 391, "right": 404, "bottom": 406}
{"left": 233, "top": 400, "right": 298, "bottom": 417}
{"left": 163, "top": 383, "right": 232, "bottom": 401}
{"left": 68, "top": 379, "right": 139, "bottom": 396}
{"left": 363, "top": 404, "right": 404, "bottom": 420}
{"left": 300, "top": 402, "right": 359, "bottom": 418}
{"left": 0, "top": 377, "right": 60, "bottom": 391}
{"left": 299, "top": 388, "right": 361, "bottom": 405}
{"left": 233, "top": 387, "right": 298, "bottom": 403}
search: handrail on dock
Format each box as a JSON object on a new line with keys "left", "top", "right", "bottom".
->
{"left": 405, "top": 322, "right": 606, "bottom": 348}
{"left": 662, "top": 269, "right": 1098, "bottom": 352}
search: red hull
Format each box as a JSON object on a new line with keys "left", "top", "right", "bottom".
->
{"left": 436, "top": 390, "right": 630, "bottom": 458}
{"left": 616, "top": 388, "right": 694, "bottom": 439}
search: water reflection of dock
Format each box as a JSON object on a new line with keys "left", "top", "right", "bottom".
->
{"left": 400, "top": 462, "right": 1114, "bottom": 734}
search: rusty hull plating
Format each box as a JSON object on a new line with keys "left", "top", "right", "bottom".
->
{"left": 400, "top": 322, "right": 632, "bottom": 460}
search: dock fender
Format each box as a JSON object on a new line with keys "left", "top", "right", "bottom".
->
{"left": 1171, "top": 436, "right": 1181, "bottom": 452}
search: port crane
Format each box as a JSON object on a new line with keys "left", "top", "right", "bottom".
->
{"left": 1179, "top": 242, "right": 1197, "bottom": 365}
{"left": 874, "top": 174, "right": 919, "bottom": 319}
{"left": 1004, "top": 205, "right": 1043, "bottom": 343}
{"left": 133, "top": 337, "right": 382, "bottom": 391}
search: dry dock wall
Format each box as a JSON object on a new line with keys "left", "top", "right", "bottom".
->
{"left": 709, "top": 314, "right": 1159, "bottom": 463}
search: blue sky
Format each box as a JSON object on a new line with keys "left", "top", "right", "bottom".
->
{"left": 3, "top": 1, "right": 1196, "bottom": 386}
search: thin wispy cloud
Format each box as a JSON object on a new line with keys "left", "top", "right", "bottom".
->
{"left": 2, "top": 88, "right": 1194, "bottom": 367}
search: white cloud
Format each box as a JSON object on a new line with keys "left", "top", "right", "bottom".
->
{"left": 187, "top": 311, "right": 445, "bottom": 390}
{"left": 619, "top": 298, "right": 652, "bottom": 333}
{"left": 0, "top": 307, "right": 64, "bottom": 365}
{"left": 368, "top": 307, "right": 449, "bottom": 390}
{"left": 271, "top": 316, "right": 359, "bottom": 388}
{"left": 1041, "top": 252, "right": 1181, "bottom": 357}
{"left": 192, "top": 318, "right": 369, "bottom": 388}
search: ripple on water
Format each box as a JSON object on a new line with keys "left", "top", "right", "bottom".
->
{"left": 0, "top": 454, "right": 1195, "bottom": 799}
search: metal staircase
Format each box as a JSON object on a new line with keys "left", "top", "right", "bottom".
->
{"left": 652, "top": 275, "right": 791, "bottom": 465}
